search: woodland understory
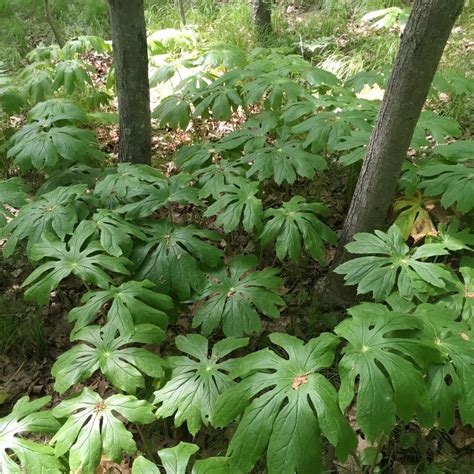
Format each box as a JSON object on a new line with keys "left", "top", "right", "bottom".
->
{"left": 0, "top": 0, "right": 473, "bottom": 473}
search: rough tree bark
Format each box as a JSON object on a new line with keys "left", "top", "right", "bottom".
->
{"left": 108, "top": 0, "right": 152, "bottom": 164}
{"left": 252, "top": 0, "right": 272, "bottom": 41}
{"left": 44, "top": 0, "right": 65, "bottom": 49}
{"left": 320, "top": 0, "right": 464, "bottom": 307}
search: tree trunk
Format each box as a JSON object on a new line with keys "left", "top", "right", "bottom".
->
{"left": 252, "top": 0, "right": 272, "bottom": 41}
{"left": 44, "top": 0, "right": 65, "bottom": 49}
{"left": 177, "top": 0, "right": 187, "bottom": 26}
{"left": 108, "top": 0, "right": 151, "bottom": 165}
{"left": 320, "top": 0, "right": 463, "bottom": 307}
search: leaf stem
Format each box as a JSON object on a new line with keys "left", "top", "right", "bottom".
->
{"left": 368, "top": 436, "right": 385, "bottom": 474}
{"left": 135, "top": 424, "right": 155, "bottom": 462}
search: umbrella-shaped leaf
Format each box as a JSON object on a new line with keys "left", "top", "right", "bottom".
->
{"left": 52, "top": 324, "right": 166, "bottom": 394}
{"left": 213, "top": 333, "right": 356, "bottom": 473}
{"left": 192, "top": 255, "right": 284, "bottom": 337}
{"left": 51, "top": 388, "right": 155, "bottom": 474}
{"left": 0, "top": 396, "right": 61, "bottom": 474}
{"left": 154, "top": 334, "right": 248, "bottom": 434}
{"left": 22, "top": 220, "right": 131, "bottom": 305}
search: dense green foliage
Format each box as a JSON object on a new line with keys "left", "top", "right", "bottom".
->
{"left": 0, "top": 1, "right": 473, "bottom": 472}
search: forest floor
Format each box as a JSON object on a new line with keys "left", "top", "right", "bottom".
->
{"left": 1, "top": 3, "right": 474, "bottom": 472}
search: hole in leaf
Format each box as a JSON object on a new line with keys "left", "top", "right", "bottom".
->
{"left": 444, "top": 374, "right": 453, "bottom": 386}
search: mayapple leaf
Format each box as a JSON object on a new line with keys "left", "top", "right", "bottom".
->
{"left": 334, "top": 303, "right": 438, "bottom": 441}
{"left": 69, "top": 279, "right": 172, "bottom": 336}
{"left": 117, "top": 174, "right": 201, "bottom": 219}
{"left": 22, "top": 220, "right": 131, "bottom": 305}
{"left": 52, "top": 324, "right": 166, "bottom": 394}
{"left": 418, "top": 163, "right": 474, "bottom": 214}
{"left": 53, "top": 59, "right": 93, "bottom": 95}
{"left": 132, "top": 220, "right": 223, "bottom": 300}
{"left": 414, "top": 303, "right": 474, "bottom": 429}
{"left": 335, "top": 224, "right": 455, "bottom": 301}
{"left": 92, "top": 209, "right": 147, "bottom": 257}
{"left": 243, "top": 140, "right": 326, "bottom": 185}
{"left": 0, "top": 177, "right": 30, "bottom": 227}
{"left": 1, "top": 184, "right": 88, "bottom": 258}
{"left": 7, "top": 121, "right": 104, "bottom": 171}
{"left": 0, "top": 396, "right": 62, "bottom": 474}
{"left": 260, "top": 196, "right": 336, "bottom": 264}
{"left": 94, "top": 162, "right": 167, "bottom": 209}
{"left": 132, "top": 442, "right": 239, "bottom": 474}
{"left": 192, "top": 255, "right": 284, "bottom": 337}
{"left": 154, "top": 334, "right": 248, "bottom": 434}
{"left": 203, "top": 177, "right": 263, "bottom": 234}
{"left": 51, "top": 388, "right": 156, "bottom": 474}
{"left": 213, "top": 333, "right": 356, "bottom": 473}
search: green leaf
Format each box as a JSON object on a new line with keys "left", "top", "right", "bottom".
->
{"left": 412, "top": 111, "right": 461, "bottom": 148}
{"left": 418, "top": 163, "right": 474, "bottom": 214}
{"left": 52, "top": 324, "right": 165, "bottom": 394}
{"left": 22, "top": 220, "right": 131, "bottom": 305}
{"left": 193, "top": 79, "right": 243, "bottom": 121}
{"left": 28, "top": 98, "right": 88, "bottom": 124}
{"left": 195, "top": 159, "right": 245, "bottom": 199}
{"left": 53, "top": 59, "right": 93, "bottom": 94}
{"left": 69, "top": 279, "right": 172, "bottom": 336}
{"left": 94, "top": 163, "right": 167, "bottom": 209}
{"left": 92, "top": 209, "right": 147, "bottom": 257}
{"left": 7, "top": 121, "right": 104, "bottom": 171}
{"left": 213, "top": 333, "right": 356, "bottom": 473}
{"left": 334, "top": 303, "right": 436, "bottom": 441}
{"left": 333, "top": 130, "right": 370, "bottom": 166}
{"left": 439, "top": 258, "right": 474, "bottom": 325}
{"left": 132, "top": 442, "right": 238, "bottom": 474}
{"left": 335, "top": 224, "right": 455, "bottom": 301}
{"left": 291, "top": 109, "right": 373, "bottom": 153}
{"left": 244, "top": 140, "right": 326, "bottom": 185}
{"left": 260, "top": 196, "right": 336, "bottom": 263}
{"left": 132, "top": 456, "right": 160, "bottom": 474}
{"left": 175, "top": 144, "right": 214, "bottom": 172}
{"left": 22, "top": 67, "right": 54, "bottom": 103}
{"left": 0, "top": 396, "right": 61, "bottom": 474}
{"left": 37, "top": 164, "right": 102, "bottom": 195}
{"left": 413, "top": 303, "right": 474, "bottom": 429}
{"left": 0, "top": 86, "right": 25, "bottom": 114}
{"left": 62, "top": 35, "right": 111, "bottom": 58}
{"left": 153, "top": 95, "right": 191, "bottom": 130}
{"left": 427, "top": 218, "right": 474, "bottom": 252}
{"left": 132, "top": 220, "right": 223, "bottom": 300}
{"left": 433, "top": 140, "right": 474, "bottom": 162}
{"left": 117, "top": 174, "right": 201, "bottom": 219}
{"left": 154, "top": 334, "right": 248, "bottom": 435}
{"left": 242, "top": 73, "right": 305, "bottom": 109}
{"left": 51, "top": 388, "right": 156, "bottom": 474}
{"left": 1, "top": 184, "right": 88, "bottom": 257}
{"left": 192, "top": 255, "right": 284, "bottom": 337}
{"left": 0, "top": 177, "right": 29, "bottom": 227}
{"left": 204, "top": 177, "right": 262, "bottom": 233}
{"left": 160, "top": 442, "right": 199, "bottom": 473}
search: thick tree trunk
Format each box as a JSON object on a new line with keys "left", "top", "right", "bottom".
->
{"left": 44, "top": 0, "right": 65, "bottom": 49}
{"left": 108, "top": 0, "right": 151, "bottom": 164}
{"left": 320, "top": 0, "right": 463, "bottom": 307}
{"left": 252, "top": 0, "right": 272, "bottom": 41}
{"left": 177, "top": 0, "right": 187, "bottom": 26}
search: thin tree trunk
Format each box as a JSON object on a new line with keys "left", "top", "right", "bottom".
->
{"left": 177, "top": 0, "right": 187, "bottom": 26}
{"left": 252, "top": 0, "right": 272, "bottom": 41}
{"left": 320, "top": 0, "right": 463, "bottom": 307}
{"left": 44, "top": 0, "right": 65, "bottom": 49}
{"left": 108, "top": 0, "right": 151, "bottom": 165}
